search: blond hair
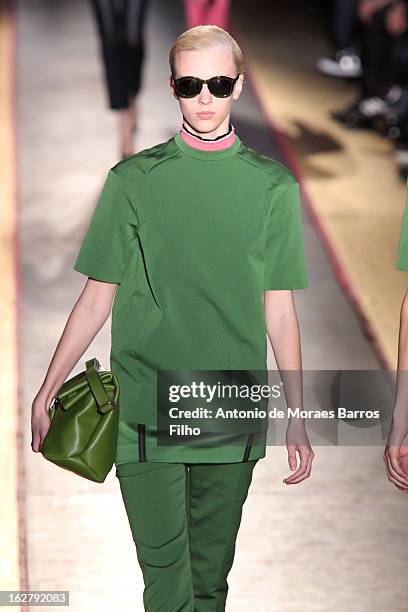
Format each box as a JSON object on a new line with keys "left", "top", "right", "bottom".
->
{"left": 169, "top": 25, "right": 245, "bottom": 77}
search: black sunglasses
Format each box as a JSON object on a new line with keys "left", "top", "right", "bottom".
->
{"left": 172, "top": 74, "right": 240, "bottom": 98}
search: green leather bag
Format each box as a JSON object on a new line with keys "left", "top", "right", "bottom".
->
{"left": 41, "top": 358, "right": 120, "bottom": 483}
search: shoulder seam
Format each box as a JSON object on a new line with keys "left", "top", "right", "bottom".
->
{"left": 146, "top": 149, "right": 182, "bottom": 175}
{"left": 111, "top": 139, "right": 181, "bottom": 177}
{"left": 236, "top": 147, "right": 297, "bottom": 183}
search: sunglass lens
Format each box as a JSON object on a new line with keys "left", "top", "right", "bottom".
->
{"left": 209, "top": 76, "right": 235, "bottom": 97}
{"left": 176, "top": 77, "right": 201, "bottom": 98}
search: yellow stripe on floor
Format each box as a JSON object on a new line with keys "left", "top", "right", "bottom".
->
{"left": 0, "top": 0, "right": 21, "bottom": 595}
{"left": 235, "top": 16, "right": 408, "bottom": 368}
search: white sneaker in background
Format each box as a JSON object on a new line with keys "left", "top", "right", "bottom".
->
{"left": 317, "top": 47, "right": 362, "bottom": 78}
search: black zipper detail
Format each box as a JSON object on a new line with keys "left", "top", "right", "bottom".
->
{"left": 242, "top": 433, "right": 254, "bottom": 462}
{"left": 138, "top": 424, "right": 146, "bottom": 462}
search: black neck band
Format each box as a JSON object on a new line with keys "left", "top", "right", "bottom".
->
{"left": 182, "top": 121, "right": 233, "bottom": 142}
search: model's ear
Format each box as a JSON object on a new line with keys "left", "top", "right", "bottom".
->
{"left": 233, "top": 73, "right": 244, "bottom": 100}
{"left": 169, "top": 75, "right": 178, "bottom": 99}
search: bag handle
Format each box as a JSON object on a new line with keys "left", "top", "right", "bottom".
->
{"left": 85, "top": 358, "right": 116, "bottom": 414}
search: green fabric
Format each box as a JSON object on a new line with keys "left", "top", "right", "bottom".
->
{"left": 115, "top": 459, "right": 258, "bottom": 611}
{"left": 397, "top": 186, "right": 408, "bottom": 270}
{"left": 73, "top": 130, "right": 308, "bottom": 461}
{"left": 115, "top": 420, "right": 267, "bottom": 464}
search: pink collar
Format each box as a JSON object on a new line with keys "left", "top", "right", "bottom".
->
{"left": 180, "top": 124, "right": 236, "bottom": 151}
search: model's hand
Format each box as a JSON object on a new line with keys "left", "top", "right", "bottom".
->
{"left": 283, "top": 421, "right": 315, "bottom": 484}
{"left": 358, "top": 0, "right": 392, "bottom": 23}
{"left": 31, "top": 392, "right": 52, "bottom": 452}
{"left": 385, "top": 1, "right": 407, "bottom": 36}
{"left": 384, "top": 419, "right": 408, "bottom": 492}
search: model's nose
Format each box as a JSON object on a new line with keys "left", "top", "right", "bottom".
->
{"left": 198, "top": 83, "right": 212, "bottom": 103}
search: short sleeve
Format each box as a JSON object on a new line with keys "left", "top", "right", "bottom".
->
{"left": 73, "top": 169, "right": 137, "bottom": 284}
{"left": 263, "top": 180, "right": 308, "bottom": 290}
{"left": 396, "top": 185, "right": 408, "bottom": 271}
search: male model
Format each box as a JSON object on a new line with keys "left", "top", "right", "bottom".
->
{"left": 32, "top": 24, "right": 314, "bottom": 611}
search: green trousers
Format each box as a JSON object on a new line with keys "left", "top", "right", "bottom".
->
{"left": 115, "top": 459, "right": 258, "bottom": 611}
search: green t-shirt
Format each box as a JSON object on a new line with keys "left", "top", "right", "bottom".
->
{"left": 73, "top": 131, "right": 308, "bottom": 460}
{"left": 397, "top": 186, "right": 408, "bottom": 270}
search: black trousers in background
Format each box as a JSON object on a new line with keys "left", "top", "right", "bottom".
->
{"left": 360, "top": 5, "right": 408, "bottom": 98}
{"left": 89, "top": 0, "right": 150, "bottom": 109}
{"left": 332, "top": 0, "right": 358, "bottom": 51}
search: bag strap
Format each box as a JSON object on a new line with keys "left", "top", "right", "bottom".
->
{"left": 85, "top": 358, "right": 116, "bottom": 414}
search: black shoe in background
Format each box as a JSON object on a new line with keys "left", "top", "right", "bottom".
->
{"left": 331, "top": 95, "right": 390, "bottom": 129}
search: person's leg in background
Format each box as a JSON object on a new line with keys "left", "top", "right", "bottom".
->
{"left": 331, "top": 4, "right": 403, "bottom": 127}
{"left": 88, "top": 0, "right": 150, "bottom": 158}
{"left": 204, "top": 0, "right": 231, "bottom": 31}
{"left": 333, "top": 0, "right": 359, "bottom": 52}
{"left": 187, "top": 460, "right": 259, "bottom": 611}
{"left": 124, "top": 0, "right": 150, "bottom": 154}
{"left": 183, "top": 0, "right": 204, "bottom": 29}
{"left": 360, "top": 5, "right": 395, "bottom": 99}
{"left": 183, "top": 0, "right": 231, "bottom": 31}
{"left": 317, "top": 0, "right": 361, "bottom": 79}
{"left": 115, "top": 461, "right": 195, "bottom": 611}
